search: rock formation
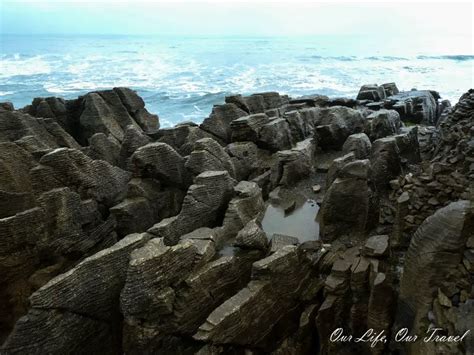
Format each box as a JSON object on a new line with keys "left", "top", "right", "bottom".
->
{"left": 0, "top": 84, "right": 472, "bottom": 355}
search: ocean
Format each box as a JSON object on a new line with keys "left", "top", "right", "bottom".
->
{"left": 1, "top": 34, "right": 473, "bottom": 126}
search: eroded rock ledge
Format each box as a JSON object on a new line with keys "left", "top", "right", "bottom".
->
{"left": 0, "top": 85, "right": 472, "bottom": 354}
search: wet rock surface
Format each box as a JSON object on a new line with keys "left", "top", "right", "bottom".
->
{"left": 1, "top": 85, "right": 472, "bottom": 354}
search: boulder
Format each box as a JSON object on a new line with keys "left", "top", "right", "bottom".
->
{"left": 79, "top": 91, "right": 138, "bottom": 143}
{"left": 272, "top": 138, "right": 314, "bottom": 187}
{"left": 1, "top": 233, "right": 151, "bottom": 354}
{"left": 185, "top": 138, "right": 236, "bottom": 178}
{"left": 0, "top": 142, "right": 37, "bottom": 218}
{"left": 386, "top": 90, "right": 438, "bottom": 125}
{"left": 395, "top": 201, "right": 473, "bottom": 353}
{"left": 356, "top": 84, "right": 387, "bottom": 101}
{"left": 230, "top": 113, "right": 270, "bottom": 143}
{"left": 131, "top": 142, "right": 189, "bottom": 188}
{"left": 234, "top": 219, "right": 268, "bottom": 251}
{"left": 326, "top": 152, "right": 356, "bottom": 187}
{"left": 194, "top": 246, "right": 313, "bottom": 350}
{"left": 366, "top": 109, "right": 401, "bottom": 141}
{"left": 0, "top": 110, "right": 77, "bottom": 150}
{"left": 270, "top": 234, "right": 299, "bottom": 253}
{"left": 200, "top": 103, "right": 248, "bottom": 142}
{"left": 258, "top": 118, "right": 293, "bottom": 152}
{"left": 156, "top": 124, "right": 215, "bottom": 156}
{"left": 381, "top": 82, "right": 399, "bottom": 96}
{"left": 119, "top": 125, "right": 151, "bottom": 168}
{"left": 362, "top": 235, "right": 389, "bottom": 258}
{"left": 393, "top": 127, "right": 421, "bottom": 164}
{"left": 219, "top": 181, "right": 265, "bottom": 242}
{"left": 369, "top": 137, "right": 402, "bottom": 191}
{"left": 225, "top": 141, "right": 272, "bottom": 181}
{"left": 87, "top": 133, "right": 121, "bottom": 166}
{"left": 314, "top": 106, "right": 365, "bottom": 150}
{"left": 113, "top": 87, "right": 159, "bottom": 133}
{"left": 367, "top": 109, "right": 402, "bottom": 141}
{"left": 0, "top": 102, "right": 14, "bottom": 111}
{"left": 148, "top": 171, "right": 236, "bottom": 245}
{"left": 342, "top": 133, "right": 372, "bottom": 159}
{"left": 319, "top": 176, "right": 371, "bottom": 241}
{"left": 31, "top": 148, "right": 131, "bottom": 207}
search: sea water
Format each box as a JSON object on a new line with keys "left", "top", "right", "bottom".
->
{"left": 1, "top": 34, "right": 473, "bottom": 126}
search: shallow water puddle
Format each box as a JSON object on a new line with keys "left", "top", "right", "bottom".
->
{"left": 261, "top": 199, "right": 320, "bottom": 242}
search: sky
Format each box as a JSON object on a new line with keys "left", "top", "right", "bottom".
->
{"left": 0, "top": 0, "right": 473, "bottom": 39}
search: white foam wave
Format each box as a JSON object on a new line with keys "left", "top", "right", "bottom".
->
{"left": 0, "top": 55, "right": 52, "bottom": 77}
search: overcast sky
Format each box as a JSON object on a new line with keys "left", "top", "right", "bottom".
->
{"left": 1, "top": 0, "right": 473, "bottom": 38}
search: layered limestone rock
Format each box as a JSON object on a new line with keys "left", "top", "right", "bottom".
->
{"left": 271, "top": 138, "right": 314, "bottom": 187}
{"left": 218, "top": 181, "right": 266, "bottom": 242}
{"left": 319, "top": 159, "right": 377, "bottom": 241}
{"left": 185, "top": 138, "right": 237, "bottom": 178}
{"left": 366, "top": 109, "right": 402, "bottom": 141}
{"left": 342, "top": 133, "right": 372, "bottom": 159}
{"left": 395, "top": 200, "right": 473, "bottom": 354}
{"left": 200, "top": 103, "right": 248, "bottom": 142}
{"left": 131, "top": 142, "right": 190, "bottom": 188}
{"left": 156, "top": 122, "right": 215, "bottom": 156}
{"left": 356, "top": 83, "right": 441, "bottom": 125}
{"left": 2, "top": 233, "right": 151, "bottom": 354}
{"left": 25, "top": 88, "right": 159, "bottom": 145}
{"left": 194, "top": 245, "right": 316, "bottom": 351}
{"left": 32, "top": 147, "right": 131, "bottom": 207}
{"left": 1, "top": 86, "right": 471, "bottom": 354}
{"left": 314, "top": 106, "right": 365, "bottom": 150}
{"left": 147, "top": 171, "right": 236, "bottom": 245}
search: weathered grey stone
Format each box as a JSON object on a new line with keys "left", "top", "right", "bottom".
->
{"left": 120, "top": 239, "right": 201, "bottom": 320}
{"left": 32, "top": 148, "right": 130, "bottom": 207}
{"left": 114, "top": 87, "right": 159, "bottom": 133}
{"left": 339, "top": 159, "right": 371, "bottom": 180}
{"left": 270, "top": 234, "right": 299, "bottom": 253}
{"left": 0, "top": 110, "right": 76, "bottom": 150}
{"left": 396, "top": 201, "right": 472, "bottom": 338}
{"left": 200, "top": 103, "right": 248, "bottom": 142}
{"left": 0, "top": 142, "right": 36, "bottom": 218}
{"left": 219, "top": 181, "right": 265, "bottom": 242}
{"left": 230, "top": 113, "right": 270, "bottom": 143}
{"left": 381, "top": 82, "right": 399, "bottom": 96}
{"left": 2, "top": 233, "right": 151, "bottom": 354}
{"left": 79, "top": 91, "right": 138, "bottom": 143}
{"left": 185, "top": 138, "right": 236, "bottom": 178}
{"left": 342, "top": 133, "right": 372, "bottom": 159}
{"left": 319, "top": 177, "right": 370, "bottom": 241}
{"left": 393, "top": 127, "right": 421, "bottom": 164}
{"left": 87, "top": 133, "right": 121, "bottom": 166}
{"left": 119, "top": 125, "right": 151, "bottom": 168}
{"left": 370, "top": 137, "right": 402, "bottom": 190}
{"left": 362, "top": 235, "right": 389, "bottom": 257}
{"left": 2, "top": 309, "right": 118, "bottom": 355}
{"left": 356, "top": 84, "right": 387, "bottom": 101}
{"left": 366, "top": 109, "right": 401, "bottom": 141}
{"left": 194, "top": 246, "right": 313, "bottom": 350}
{"left": 314, "top": 106, "right": 365, "bottom": 150}
{"left": 326, "top": 152, "right": 356, "bottom": 187}
{"left": 148, "top": 171, "right": 236, "bottom": 245}
{"left": 131, "top": 142, "right": 189, "bottom": 188}
{"left": 258, "top": 118, "right": 293, "bottom": 152}
{"left": 156, "top": 124, "right": 215, "bottom": 156}
{"left": 387, "top": 90, "right": 438, "bottom": 125}
{"left": 225, "top": 141, "right": 272, "bottom": 181}
{"left": 272, "top": 138, "right": 314, "bottom": 187}
{"left": 234, "top": 219, "right": 268, "bottom": 251}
